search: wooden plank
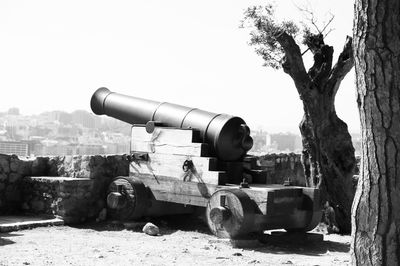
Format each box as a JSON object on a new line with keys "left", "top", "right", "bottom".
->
{"left": 130, "top": 153, "right": 225, "bottom": 184}
{"left": 131, "top": 126, "right": 201, "bottom": 145}
{"left": 131, "top": 140, "right": 209, "bottom": 157}
{"left": 133, "top": 176, "right": 220, "bottom": 207}
{"left": 246, "top": 187, "right": 303, "bottom": 216}
{"left": 136, "top": 175, "right": 219, "bottom": 197}
{"left": 151, "top": 191, "right": 209, "bottom": 207}
{"left": 218, "top": 161, "right": 243, "bottom": 184}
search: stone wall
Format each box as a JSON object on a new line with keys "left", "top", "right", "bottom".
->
{"left": 246, "top": 153, "right": 306, "bottom": 186}
{"left": 250, "top": 154, "right": 361, "bottom": 187}
{"left": 0, "top": 154, "right": 40, "bottom": 213}
{"left": 0, "top": 154, "right": 129, "bottom": 222}
{"left": 21, "top": 177, "right": 96, "bottom": 223}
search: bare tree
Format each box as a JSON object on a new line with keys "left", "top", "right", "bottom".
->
{"left": 352, "top": 0, "right": 400, "bottom": 264}
{"left": 242, "top": 5, "right": 356, "bottom": 233}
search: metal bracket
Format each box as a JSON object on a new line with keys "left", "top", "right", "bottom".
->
{"left": 130, "top": 152, "right": 149, "bottom": 161}
{"left": 182, "top": 159, "right": 194, "bottom": 172}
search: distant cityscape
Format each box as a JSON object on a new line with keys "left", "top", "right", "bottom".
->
{"left": 0, "top": 107, "right": 131, "bottom": 157}
{"left": 0, "top": 107, "right": 361, "bottom": 157}
{"left": 250, "top": 129, "right": 361, "bottom": 156}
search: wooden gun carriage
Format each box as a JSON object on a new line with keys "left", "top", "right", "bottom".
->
{"left": 91, "top": 88, "right": 322, "bottom": 239}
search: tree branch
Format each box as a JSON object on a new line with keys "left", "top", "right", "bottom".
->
{"left": 294, "top": 4, "right": 321, "bottom": 34}
{"left": 325, "top": 36, "right": 354, "bottom": 97}
{"left": 275, "top": 31, "right": 311, "bottom": 97}
{"left": 320, "top": 13, "right": 335, "bottom": 35}
{"left": 308, "top": 44, "right": 334, "bottom": 91}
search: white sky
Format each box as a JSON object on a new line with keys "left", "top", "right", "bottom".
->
{"left": 0, "top": 0, "right": 359, "bottom": 133}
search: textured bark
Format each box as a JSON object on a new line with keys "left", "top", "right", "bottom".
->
{"left": 352, "top": 0, "right": 400, "bottom": 265}
{"left": 276, "top": 32, "right": 356, "bottom": 233}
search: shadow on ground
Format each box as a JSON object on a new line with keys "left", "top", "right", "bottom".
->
{"left": 0, "top": 232, "right": 24, "bottom": 246}
{"left": 250, "top": 237, "right": 349, "bottom": 256}
{"left": 71, "top": 213, "right": 212, "bottom": 236}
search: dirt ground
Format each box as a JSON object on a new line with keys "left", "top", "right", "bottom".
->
{"left": 0, "top": 215, "right": 351, "bottom": 266}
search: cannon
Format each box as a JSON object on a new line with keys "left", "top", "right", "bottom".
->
{"left": 91, "top": 87, "right": 253, "bottom": 161}
{"left": 91, "top": 88, "right": 322, "bottom": 239}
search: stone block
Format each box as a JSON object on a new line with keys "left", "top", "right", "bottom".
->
{"left": 31, "top": 157, "right": 49, "bottom": 176}
{"left": 17, "top": 160, "right": 32, "bottom": 176}
{"left": 8, "top": 173, "right": 21, "bottom": 183}
{"left": 10, "top": 159, "right": 19, "bottom": 172}
{"left": 0, "top": 173, "right": 7, "bottom": 182}
{"left": 21, "top": 176, "right": 99, "bottom": 223}
{"left": 0, "top": 155, "right": 10, "bottom": 173}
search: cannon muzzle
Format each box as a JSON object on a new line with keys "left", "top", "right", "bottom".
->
{"left": 90, "top": 87, "right": 253, "bottom": 161}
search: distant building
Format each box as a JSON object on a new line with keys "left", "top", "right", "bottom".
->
{"left": 39, "top": 143, "right": 77, "bottom": 156}
{"left": 250, "top": 130, "right": 268, "bottom": 152}
{"left": 0, "top": 108, "right": 131, "bottom": 156}
{"left": 77, "top": 144, "right": 105, "bottom": 155}
{"left": 104, "top": 142, "right": 130, "bottom": 154}
{"left": 0, "top": 141, "right": 29, "bottom": 156}
{"left": 269, "top": 133, "right": 302, "bottom": 152}
{"left": 7, "top": 107, "right": 20, "bottom": 115}
{"left": 71, "top": 110, "right": 97, "bottom": 128}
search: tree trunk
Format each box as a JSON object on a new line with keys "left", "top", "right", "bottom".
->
{"left": 352, "top": 0, "right": 400, "bottom": 265}
{"left": 275, "top": 32, "right": 356, "bottom": 233}
{"left": 300, "top": 93, "right": 355, "bottom": 234}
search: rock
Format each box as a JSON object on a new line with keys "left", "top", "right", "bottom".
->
{"left": 142, "top": 222, "right": 160, "bottom": 236}
{"left": 182, "top": 248, "right": 189, "bottom": 253}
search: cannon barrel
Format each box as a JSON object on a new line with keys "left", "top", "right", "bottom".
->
{"left": 90, "top": 87, "right": 253, "bottom": 161}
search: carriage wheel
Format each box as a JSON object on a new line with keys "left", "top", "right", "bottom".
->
{"left": 206, "top": 189, "right": 256, "bottom": 239}
{"left": 107, "top": 176, "right": 150, "bottom": 221}
{"left": 284, "top": 210, "right": 323, "bottom": 233}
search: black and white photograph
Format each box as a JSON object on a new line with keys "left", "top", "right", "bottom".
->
{"left": 0, "top": 0, "right": 398, "bottom": 265}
